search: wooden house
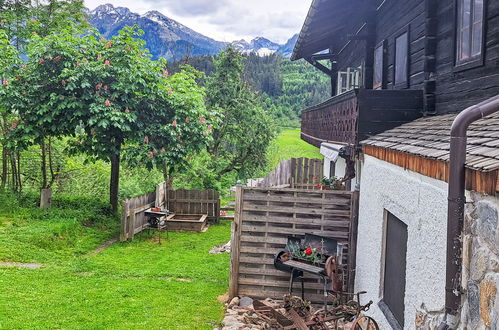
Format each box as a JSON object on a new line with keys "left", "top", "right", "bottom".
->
{"left": 294, "top": 0, "right": 499, "bottom": 185}
{"left": 292, "top": 0, "right": 499, "bottom": 329}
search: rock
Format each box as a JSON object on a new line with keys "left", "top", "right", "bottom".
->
{"left": 470, "top": 250, "right": 488, "bottom": 281}
{"left": 239, "top": 296, "right": 254, "bottom": 308}
{"left": 476, "top": 202, "right": 499, "bottom": 250}
{"left": 479, "top": 278, "right": 497, "bottom": 327}
{"left": 228, "top": 297, "right": 240, "bottom": 309}
{"left": 467, "top": 281, "right": 480, "bottom": 327}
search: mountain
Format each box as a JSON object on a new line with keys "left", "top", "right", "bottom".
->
{"left": 277, "top": 34, "right": 298, "bottom": 58}
{"left": 88, "top": 4, "right": 298, "bottom": 60}
{"left": 88, "top": 4, "right": 226, "bottom": 60}
{"left": 232, "top": 37, "right": 283, "bottom": 56}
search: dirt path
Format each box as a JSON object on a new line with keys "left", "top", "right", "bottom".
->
{"left": 0, "top": 262, "right": 43, "bottom": 269}
{"left": 85, "top": 237, "right": 118, "bottom": 256}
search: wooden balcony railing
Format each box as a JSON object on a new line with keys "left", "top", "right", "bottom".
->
{"left": 301, "top": 89, "right": 424, "bottom": 148}
{"left": 301, "top": 90, "right": 358, "bottom": 148}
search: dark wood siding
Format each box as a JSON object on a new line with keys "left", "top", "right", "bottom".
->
{"left": 434, "top": 0, "right": 499, "bottom": 114}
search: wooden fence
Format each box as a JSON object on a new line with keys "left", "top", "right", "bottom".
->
{"left": 258, "top": 158, "right": 323, "bottom": 189}
{"left": 166, "top": 189, "right": 220, "bottom": 223}
{"left": 229, "top": 187, "right": 356, "bottom": 304}
{"left": 120, "top": 184, "right": 220, "bottom": 241}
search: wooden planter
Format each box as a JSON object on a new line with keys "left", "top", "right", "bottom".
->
{"left": 166, "top": 214, "right": 207, "bottom": 232}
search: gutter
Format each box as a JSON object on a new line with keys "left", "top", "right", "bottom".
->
{"left": 439, "top": 94, "right": 499, "bottom": 329}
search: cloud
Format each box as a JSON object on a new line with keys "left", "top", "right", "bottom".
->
{"left": 144, "top": 0, "right": 229, "bottom": 16}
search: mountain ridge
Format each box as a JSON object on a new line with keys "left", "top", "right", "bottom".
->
{"left": 88, "top": 4, "right": 297, "bottom": 60}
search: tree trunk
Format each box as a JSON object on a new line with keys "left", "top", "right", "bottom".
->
{"left": 109, "top": 150, "right": 121, "bottom": 213}
{"left": 40, "top": 138, "right": 48, "bottom": 189}
{"left": 1, "top": 147, "right": 7, "bottom": 189}
{"left": 40, "top": 188, "right": 52, "bottom": 209}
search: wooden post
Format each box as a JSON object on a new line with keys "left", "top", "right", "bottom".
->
{"left": 127, "top": 209, "right": 136, "bottom": 241}
{"left": 229, "top": 186, "right": 244, "bottom": 299}
{"left": 120, "top": 199, "right": 129, "bottom": 242}
{"left": 347, "top": 190, "right": 360, "bottom": 292}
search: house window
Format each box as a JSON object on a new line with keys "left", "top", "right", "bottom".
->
{"left": 373, "top": 42, "right": 385, "bottom": 89}
{"left": 381, "top": 212, "right": 408, "bottom": 329}
{"left": 394, "top": 32, "right": 409, "bottom": 86}
{"left": 456, "top": 0, "right": 485, "bottom": 67}
{"left": 329, "top": 161, "right": 336, "bottom": 178}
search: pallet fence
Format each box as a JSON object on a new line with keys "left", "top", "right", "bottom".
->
{"left": 229, "top": 186, "right": 356, "bottom": 304}
{"left": 167, "top": 189, "right": 220, "bottom": 223}
{"left": 120, "top": 184, "right": 220, "bottom": 241}
{"left": 257, "top": 158, "right": 324, "bottom": 189}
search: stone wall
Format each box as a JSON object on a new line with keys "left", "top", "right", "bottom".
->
{"left": 461, "top": 192, "right": 499, "bottom": 329}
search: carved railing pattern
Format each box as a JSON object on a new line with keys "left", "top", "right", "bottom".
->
{"left": 300, "top": 90, "right": 358, "bottom": 148}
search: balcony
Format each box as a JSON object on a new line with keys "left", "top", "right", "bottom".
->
{"left": 301, "top": 89, "right": 424, "bottom": 148}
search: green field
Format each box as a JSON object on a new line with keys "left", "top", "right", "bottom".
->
{"left": 0, "top": 194, "right": 230, "bottom": 329}
{"left": 267, "top": 128, "right": 322, "bottom": 169}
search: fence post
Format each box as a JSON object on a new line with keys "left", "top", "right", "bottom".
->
{"left": 120, "top": 199, "right": 129, "bottom": 242}
{"left": 229, "top": 186, "right": 244, "bottom": 299}
{"left": 348, "top": 190, "right": 360, "bottom": 292}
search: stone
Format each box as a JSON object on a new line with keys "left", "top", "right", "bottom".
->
{"left": 489, "top": 256, "right": 499, "bottom": 273}
{"left": 479, "top": 279, "right": 497, "bottom": 327}
{"left": 470, "top": 251, "right": 488, "bottom": 281}
{"left": 467, "top": 281, "right": 480, "bottom": 327}
{"left": 228, "top": 297, "right": 240, "bottom": 309}
{"left": 239, "top": 296, "right": 254, "bottom": 308}
{"left": 476, "top": 202, "right": 498, "bottom": 249}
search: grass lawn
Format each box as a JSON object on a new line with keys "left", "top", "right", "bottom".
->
{"left": 0, "top": 193, "right": 231, "bottom": 329}
{"left": 267, "top": 128, "right": 322, "bottom": 169}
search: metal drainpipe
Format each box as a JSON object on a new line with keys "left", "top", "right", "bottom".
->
{"left": 438, "top": 94, "right": 499, "bottom": 330}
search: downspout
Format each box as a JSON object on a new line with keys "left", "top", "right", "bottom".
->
{"left": 438, "top": 94, "right": 499, "bottom": 330}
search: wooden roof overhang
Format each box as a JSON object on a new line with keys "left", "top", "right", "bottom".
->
{"left": 291, "top": 0, "right": 363, "bottom": 61}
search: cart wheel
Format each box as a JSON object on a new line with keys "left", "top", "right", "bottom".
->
{"left": 351, "top": 315, "right": 379, "bottom": 330}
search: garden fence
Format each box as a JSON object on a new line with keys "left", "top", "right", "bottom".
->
{"left": 229, "top": 186, "right": 358, "bottom": 304}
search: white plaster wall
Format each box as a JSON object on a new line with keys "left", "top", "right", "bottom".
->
{"left": 323, "top": 157, "right": 347, "bottom": 179}
{"left": 355, "top": 155, "right": 448, "bottom": 329}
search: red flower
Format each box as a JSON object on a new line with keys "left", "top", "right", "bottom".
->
{"left": 95, "top": 83, "right": 102, "bottom": 90}
{"left": 97, "top": 54, "right": 102, "bottom": 60}
{"left": 305, "top": 248, "right": 313, "bottom": 256}
{"left": 147, "top": 151, "right": 154, "bottom": 159}
{"left": 11, "top": 121, "right": 18, "bottom": 129}
{"left": 163, "top": 70, "right": 169, "bottom": 77}
{"left": 198, "top": 116, "right": 206, "bottom": 123}
{"left": 161, "top": 148, "right": 166, "bottom": 153}
{"left": 2, "top": 79, "right": 8, "bottom": 86}
{"left": 21, "top": 64, "right": 26, "bottom": 69}
{"left": 125, "top": 108, "right": 130, "bottom": 113}
{"left": 39, "top": 58, "right": 45, "bottom": 64}
{"left": 105, "top": 99, "right": 111, "bottom": 107}
{"left": 53, "top": 56, "right": 61, "bottom": 62}
{"left": 167, "top": 90, "right": 173, "bottom": 95}
{"left": 106, "top": 41, "right": 112, "bottom": 49}
{"left": 104, "top": 59, "right": 110, "bottom": 66}
{"left": 207, "top": 124, "right": 213, "bottom": 131}
{"left": 172, "top": 120, "right": 177, "bottom": 127}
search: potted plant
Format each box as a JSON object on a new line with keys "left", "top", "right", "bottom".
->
{"left": 320, "top": 176, "right": 345, "bottom": 190}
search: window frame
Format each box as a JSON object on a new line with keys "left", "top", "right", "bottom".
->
{"left": 454, "top": 0, "right": 487, "bottom": 72}
{"left": 373, "top": 40, "right": 387, "bottom": 90}
{"left": 393, "top": 27, "right": 410, "bottom": 89}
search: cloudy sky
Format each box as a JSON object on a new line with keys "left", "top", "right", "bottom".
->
{"left": 84, "top": 0, "right": 312, "bottom": 44}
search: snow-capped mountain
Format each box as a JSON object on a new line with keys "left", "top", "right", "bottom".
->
{"left": 88, "top": 4, "right": 297, "bottom": 60}
{"left": 88, "top": 4, "right": 226, "bottom": 60}
{"left": 231, "top": 37, "right": 281, "bottom": 56}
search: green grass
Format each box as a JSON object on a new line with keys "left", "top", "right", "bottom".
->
{"left": 267, "top": 128, "right": 322, "bottom": 169}
{"left": 0, "top": 193, "right": 231, "bottom": 329}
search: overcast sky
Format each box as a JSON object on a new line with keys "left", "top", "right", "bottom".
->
{"left": 84, "top": 0, "right": 312, "bottom": 44}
